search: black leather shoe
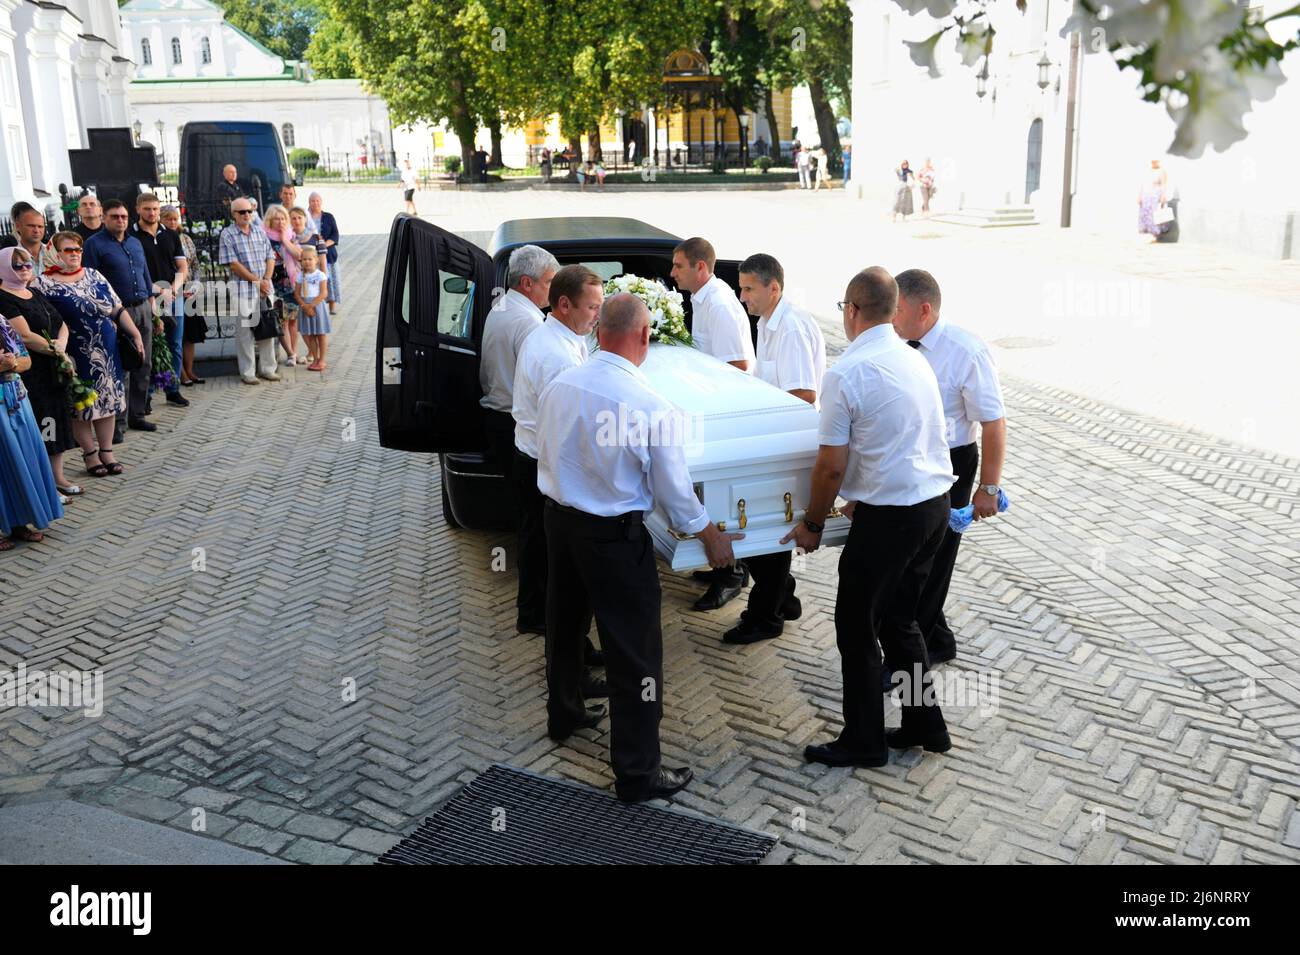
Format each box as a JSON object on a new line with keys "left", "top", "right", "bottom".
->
{"left": 516, "top": 619, "right": 545, "bottom": 636}
{"left": 165, "top": 392, "right": 190, "bottom": 407}
{"left": 548, "top": 704, "right": 606, "bottom": 741}
{"left": 722, "top": 615, "right": 782, "bottom": 645}
{"left": 619, "top": 766, "right": 693, "bottom": 803}
{"left": 804, "top": 740, "right": 889, "bottom": 768}
{"left": 127, "top": 418, "right": 157, "bottom": 432}
{"left": 781, "top": 593, "right": 803, "bottom": 621}
{"left": 690, "top": 570, "right": 714, "bottom": 583}
{"left": 580, "top": 673, "right": 609, "bottom": 699}
{"left": 113, "top": 430, "right": 125, "bottom": 444}
{"left": 693, "top": 567, "right": 749, "bottom": 611}
{"left": 886, "top": 726, "right": 952, "bottom": 753}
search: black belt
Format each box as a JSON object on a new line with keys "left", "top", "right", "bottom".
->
{"left": 545, "top": 498, "right": 645, "bottom": 540}
{"left": 123, "top": 298, "right": 148, "bottom": 309}
{"left": 853, "top": 491, "right": 950, "bottom": 517}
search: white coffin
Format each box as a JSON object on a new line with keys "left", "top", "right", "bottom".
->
{"left": 637, "top": 343, "right": 851, "bottom": 571}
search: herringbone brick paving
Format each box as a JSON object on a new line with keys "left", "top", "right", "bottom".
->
{"left": 1, "top": 233, "right": 1297, "bottom": 864}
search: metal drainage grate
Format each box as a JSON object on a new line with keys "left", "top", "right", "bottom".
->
{"left": 377, "top": 764, "right": 776, "bottom": 865}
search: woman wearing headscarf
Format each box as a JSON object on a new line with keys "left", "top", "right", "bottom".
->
{"left": 308, "top": 191, "right": 340, "bottom": 311}
{"left": 0, "top": 246, "right": 79, "bottom": 495}
{"left": 36, "top": 230, "right": 141, "bottom": 478}
{"left": 0, "top": 310, "right": 63, "bottom": 548}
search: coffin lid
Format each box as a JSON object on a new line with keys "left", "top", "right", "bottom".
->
{"left": 489, "top": 218, "right": 681, "bottom": 257}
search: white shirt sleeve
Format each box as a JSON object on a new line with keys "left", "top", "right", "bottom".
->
{"left": 706, "top": 299, "right": 754, "bottom": 365}
{"left": 817, "top": 370, "right": 852, "bottom": 446}
{"left": 961, "top": 346, "right": 1006, "bottom": 424}
{"left": 647, "top": 433, "right": 710, "bottom": 534}
{"left": 775, "top": 322, "right": 820, "bottom": 393}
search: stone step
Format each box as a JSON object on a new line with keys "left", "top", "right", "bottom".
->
{"left": 931, "top": 206, "right": 1040, "bottom": 228}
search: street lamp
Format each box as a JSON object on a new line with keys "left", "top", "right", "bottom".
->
{"left": 738, "top": 112, "right": 750, "bottom": 172}
{"left": 1036, "top": 49, "right": 1053, "bottom": 91}
{"left": 155, "top": 119, "right": 164, "bottom": 146}
{"left": 976, "top": 60, "right": 989, "bottom": 99}
{"left": 132, "top": 119, "right": 142, "bottom": 143}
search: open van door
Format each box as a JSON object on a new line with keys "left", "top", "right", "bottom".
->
{"left": 712, "top": 258, "right": 758, "bottom": 350}
{"left": 376, "top": 215, "right": 494, "bottom": 453}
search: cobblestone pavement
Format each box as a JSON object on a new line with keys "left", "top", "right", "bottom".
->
{"left": 2, "top": 233, "right": 1297, "bottom": 865}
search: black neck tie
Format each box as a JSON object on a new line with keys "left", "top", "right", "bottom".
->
{"left": 907, "top": 340, "right": 921, "bottom": 349}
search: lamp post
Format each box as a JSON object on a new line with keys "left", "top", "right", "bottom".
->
{"left": 132, "top": 119, "right": 142, "bottom": 144}
{"left": 976, "top": 60, "right": 989, "bottom": 99}
{"left": 154, "top": 120, "right": 165, "bottom": 175}
{"left": 738, "top": 112, "right": 750, "bottom": 173}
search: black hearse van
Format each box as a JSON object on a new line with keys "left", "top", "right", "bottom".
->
{"left": 178, "top": 121, "right": 298, "bottom": 219}
{"left": 375, "top": 216, "right": 749, "bottom": 530}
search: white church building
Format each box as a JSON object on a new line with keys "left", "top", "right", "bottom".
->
{"left": 847, "top": 0, "right": 1300, "bottom": 258}
{"left": 119, "top": 0, "right": 397, "bottom": 168}
{"left": 1, "top": 0, "right": 134, "bottom": 215}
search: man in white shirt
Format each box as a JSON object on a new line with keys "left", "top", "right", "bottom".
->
{"left": 669, "top": 236, "right": 756, "bottom": 612}
{"left": 893, "top": 269, "right": 1007, "bottom": 667}
{"left": 512, "top": 265, "right": 602, "bottom": 647}
{"left": 400, "top": 160, "right": 419, "bottom": 215}
{"left": 479, "top": 245, "right": 558, "bottom": 492}
{"left": 796, "top": 146, "right": 812, "bottom": 190}
{"left": 783, "top": 266, "right": 956, "bottom": 767}
{"left": 721, "top": 253, "right": 826, "bottom": 645}
{"left": 536, "top": 292, "right": 742, "bottom": 802}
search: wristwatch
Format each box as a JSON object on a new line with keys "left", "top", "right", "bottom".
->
{"left": 803, "top": 518, "right": 824, "bottom": 534}
{"left": 978, "top": 484, "right": 1001, "bottom": 496}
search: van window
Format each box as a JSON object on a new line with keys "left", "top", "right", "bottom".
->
{"left": 578, "top": 261, "right": 623, "bottom": 282}
{"left": 437, "top": 270, "right": 473, "bottom": 339}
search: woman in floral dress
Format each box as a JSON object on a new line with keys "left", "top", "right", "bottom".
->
{"left": 36, "top": 231, "right": 143, "bottom": 478}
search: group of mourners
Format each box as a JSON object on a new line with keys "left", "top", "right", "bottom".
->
{"left": 0, "top": 175, "right": 342, "bottom": 549}
{"left": 479, "top": 238, "right": 1007, "bottom": 802}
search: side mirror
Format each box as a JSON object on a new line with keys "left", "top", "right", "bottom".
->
{"left": 443, "top": 276, "right": 470, "bottom": 295}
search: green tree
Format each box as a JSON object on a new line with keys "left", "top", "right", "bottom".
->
{"left": 304, "top": 3, "right": 359, "bottom": 78}
{"left": 215, "top": 0, "right": 324, "bottom": 62}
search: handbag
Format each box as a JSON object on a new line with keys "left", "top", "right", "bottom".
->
{"left": 252, "top": 296, "right": 282, "bottom": 341}
{"left": 117, "top": 330, "right": 143, "bottom": 372}
{"left": 1154, "top": 205, "right": 1174, "bottom": 225}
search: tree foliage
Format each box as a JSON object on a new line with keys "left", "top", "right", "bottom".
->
{"left": 215, "top": 0, "right": 324, "bottom": 62}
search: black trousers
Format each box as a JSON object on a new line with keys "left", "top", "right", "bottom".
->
{"left": 835, "top": 493, "right": 950, "bottom": 755}
{"left": 742, "top": 552, "right": 794, "bottom": 629}
{"left": 514, "top": 450, "right": 547, "bottom": 627}
{"left": 484, "top": 409, "right": 521, "bottom": 522}
{"left": 915, "top": 442, "right": 979, "bottom": 658}
{"left": 545, "top": 502, "right": 662, "bottom": 799}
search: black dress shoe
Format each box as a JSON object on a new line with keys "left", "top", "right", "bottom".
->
{"left": 804, "top": 740, "right": 889, "bottom": 768}
{"left": 127, "top": 418, "right": 157, "bottom": 432}
{"left": 618, "top": 766, "right": 693, "bottom": 803}
{"left": 722, "top": 615, "right": 782, "bottom": 645}
{"left": 516, "top": 619, "right": 545, "bottom": 636}
{"left": 690, "top": 570, "right": 714, "bottom": 583}
{"left": 165, "top": 392, "right": 190, "bottom": 407}
{"left": 580, "top": 673, "right": 609, "bottom": 699}
{"left": 780, "top": 593, "right": 803, "bottom": 621}
{"left": 886, "top": 726, "right": 952, "bottom": 753}
{"left": 692, "top": 568, "right": 749, "bottom": 612}
{"left": 547, "top": 704, "right": 606, "bottom": 741}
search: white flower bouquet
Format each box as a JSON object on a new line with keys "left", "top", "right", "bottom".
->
{"left": 603, "top": 274, "right": 694, "bottom": 347}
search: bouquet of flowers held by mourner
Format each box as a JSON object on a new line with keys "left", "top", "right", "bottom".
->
{"left": 42, "top": 332, "right": 97, "bottom": 413}
{"left": 151, "top": 316, "right": 177, "bottom": 392}
{"left": 603, "top": 274, "right": 694, "bottom": 347}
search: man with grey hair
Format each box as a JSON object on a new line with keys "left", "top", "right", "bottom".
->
{"left": 480, "top": 244, "right": 559, "bottom": 493}
{"left": 535, "top": 292, "right": 743, "bottom": 801}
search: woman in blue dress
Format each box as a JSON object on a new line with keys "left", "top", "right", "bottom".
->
{"left": 0, "top": 312, "right": 63, "bottom": 548}
{"left": 36, "top": 230, "right": 142, "bottom": 478}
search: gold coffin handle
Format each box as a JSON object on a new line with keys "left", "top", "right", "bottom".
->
{"left": 784, "top": 492, "right": 793, "bottom": 523}
{"left": 737, "top": 498, "right": 747, "bottom": 530}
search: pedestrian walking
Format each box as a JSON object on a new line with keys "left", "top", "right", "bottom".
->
{"left": 893, "top": 160, "right": 915, "bottom": 221}
{"left": 400, "top": 160, "right": 419, "bottom": 215}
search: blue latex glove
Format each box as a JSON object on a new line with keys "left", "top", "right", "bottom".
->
{"left": 949, "top": 488, "right": 1010, "bottom": 533}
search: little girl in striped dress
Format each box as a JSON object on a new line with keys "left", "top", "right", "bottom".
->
{"left": 294, "top": 245, "right": 331, "bottom": 372}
